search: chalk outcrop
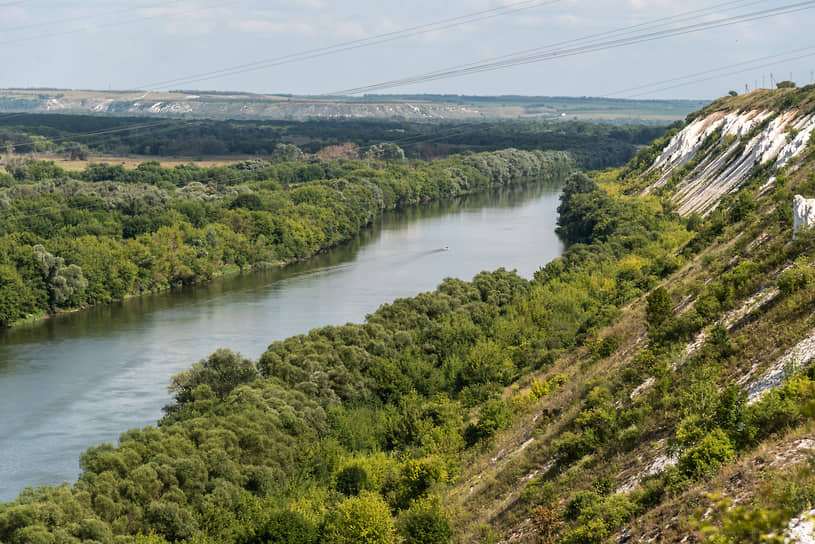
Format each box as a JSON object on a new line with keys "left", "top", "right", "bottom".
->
{"left": 793, "top": 194, "right": 815, "bottom": 235}
{"left": 646, "top": 109, "right": 815, "bottom": 216}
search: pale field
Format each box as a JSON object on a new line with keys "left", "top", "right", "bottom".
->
{"left": 7, "top": 153, "right": 257, "bottom": 170}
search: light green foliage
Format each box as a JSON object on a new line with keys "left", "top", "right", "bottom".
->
{"left": 778, "top": 258, "right": 815, "bottom": 296}
{"left": 32, "top": 244, "right": 87, "bottom": 308}
{"left": 678, "top": 429, "right": 735, "bottom": 480}
{"left": 270, "top": 143, "right": 304, "bottom": 163}
{"left": 324, "top": 492, "right": 396, "bottom": 544}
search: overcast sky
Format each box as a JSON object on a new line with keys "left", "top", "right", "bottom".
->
{"left": 1, "top": 0, "right": 814, "bottom": 99}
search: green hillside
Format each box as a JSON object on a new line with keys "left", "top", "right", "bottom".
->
{"left": 2, "top": 87, "right": 815, "bottom": 543}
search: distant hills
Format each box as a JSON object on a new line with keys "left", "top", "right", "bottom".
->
{"left": 0, "top": 89, "right": 707, "bottom": 123}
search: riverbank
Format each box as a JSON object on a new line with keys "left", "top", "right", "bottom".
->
{"left": 0, "top": 177, "right": 569, "bottom": 502}
{"left": 4, "top": 152, "right": 574, "bottom": 328}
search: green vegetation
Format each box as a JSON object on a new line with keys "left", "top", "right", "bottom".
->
{"left": 0, "top": 132, "right": 689, "bottom": 542}
{"left": 7, "top": 89, "right": 815, "bottom": 543}
{"left": 0, "top": 148, "right": 572, "bottom": 326}
{"left": 0, "top": 114, "right": 668, "bottom": 169}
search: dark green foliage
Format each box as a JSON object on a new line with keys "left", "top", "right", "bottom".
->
{"left": 0, "top": 149, "right": 698, "bottom": 544}
{"left": 464, "top": 398, "right": 513, "bottom": 446}
{"left": 167, "top": 348, "right": 258, "bottom": 406}
{"left": 0, "top": 149, "right": 573, "bottom": 326}
{"left": 645, "top": 287, "right": 673, "bottom": 327}
{"left": 0, "top": 113, "right": 668, "bottom": 169}
{"left": 397, "top": 496, "right": 453, "bottom": 544}
{"left": 241, "top": 510, "right": 318, "bottom": 544}
{"left": 336, "top": 465, "right": 369, "bottom": 496}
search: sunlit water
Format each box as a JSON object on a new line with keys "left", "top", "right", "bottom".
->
{"left": 0, "top": 181, "right": 565, "bottom": 501}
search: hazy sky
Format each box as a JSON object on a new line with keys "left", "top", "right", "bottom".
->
{"left": 2, "top": 0, "right": 814, "bottom": 99}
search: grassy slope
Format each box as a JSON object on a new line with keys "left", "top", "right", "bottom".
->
{"left": 451, "top": 90, "right": 815, "bottom": 543}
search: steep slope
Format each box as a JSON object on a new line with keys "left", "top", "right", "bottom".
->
{"left": 2, "top": 88, "right": 815, "bottom": 544}
{"left": 451, "top": 86, "right": 815, "bottom": 543}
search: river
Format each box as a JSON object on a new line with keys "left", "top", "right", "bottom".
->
{"left": 0, "top": 181, "right": 565, "bottom": 502}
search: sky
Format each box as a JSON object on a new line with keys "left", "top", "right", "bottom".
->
{"left": 1, "top": 0, "right": 814, "bottom": 100}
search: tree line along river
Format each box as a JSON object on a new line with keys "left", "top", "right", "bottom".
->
{"left": 0, "top": 180, "right": 565, "bottom": 502}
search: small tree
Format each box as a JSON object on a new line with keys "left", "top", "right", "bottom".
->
{"left": 645, "top": 287, "right": 673, "bottom": 327}
{"left": 271, "top": 143, "right": 304, "bottom": 163}
{"left": 64, "top": 142, "right": 90, "bottom": 160}
{"left": 323, "top": 493, "right": 396, "bottom": 544}
{"left": 168, "top": 348, "right": 258, "bottom": 405}
{"left": 776, "top": 80, "right": 796, "bottom": 89}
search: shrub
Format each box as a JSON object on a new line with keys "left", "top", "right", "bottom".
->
{"left": 323, "top": 492, "right": 396, "bottom": 544}
{"left": 336, "top": 465, "right": 369, "bottom": 496}
{"left": 397, "top": 495, "right": 453, "bottom": 544}
{"left": 645, "top": 287, "right": 673, "bottom": 327}
{"left": 677, "top": 429, "right": 735, "bottom": 480}
{"left": 778, "top": 261, "right": 815, "bottom": 296}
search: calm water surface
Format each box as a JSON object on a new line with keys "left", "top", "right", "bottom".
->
{"left": 0, "top": 182, "right": 564, "bottom": 501}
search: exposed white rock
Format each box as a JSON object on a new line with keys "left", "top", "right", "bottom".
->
{"left": 794, "top": 195, "right": 815, "bottom": 236}
{"left": 785, "top": 509, "right": 815, "bottom": 544}
{"left": 630, "top": 377, "right": 655, "bottom": 400}
{"left": 744, "top": 328, "right": 815, "bottom": 404}
{"left": 677, "top": 287, "right": 778, "bottom": 370}
{"left": 646, "top": 109, "right": 815, "bottom": 216}
{"left": 649, "top": 112, "right": 727, "bottom": 175}
{"left": 616, "top": 450, "right": 678, "bottom": 494}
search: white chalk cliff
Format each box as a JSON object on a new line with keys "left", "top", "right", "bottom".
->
{"left": 794, "top": 194, "right": 815, "bottom": 236}
{"left": 645, "top": 108, "right": 815, "bottom": 216}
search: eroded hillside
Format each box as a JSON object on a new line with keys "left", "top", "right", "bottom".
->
{"left": 1, "top": 88, "right": 814, "bottom": 544}
{"left": 453, "top": 86, "right": 815, "bottom": 543}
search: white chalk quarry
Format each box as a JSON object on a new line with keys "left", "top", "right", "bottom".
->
{"left": 646, "top": 109, "right": 815, "bottom": 216}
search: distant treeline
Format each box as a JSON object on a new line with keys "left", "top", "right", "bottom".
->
{"left": 0, "top": 114, "right": 666, "bottom": 169}
{"left": 0, "top": 149, "right": 573, "bottom": 326}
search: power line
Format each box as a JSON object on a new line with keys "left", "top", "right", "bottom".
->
{"left": 606, "top": 46, "right": 815, "bottom": 97}
{"left": 140, "top": 0, "right": 764, "bottom": 92}
{"left": 0, "top": 0, "right": 808, "bottom": 158}
{"left": 137, "top": 0, "right": 562, "bottom": 91}
{"left": 331, "top": 1, "right": 815, "bottom": 96}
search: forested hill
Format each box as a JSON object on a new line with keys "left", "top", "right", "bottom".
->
{"left": 3, "top": 86, "right": 815, "bottom": 544}
{"left": 0, "top": 89, "right": 705, "bottom": 123}
{"left": 0, "top": 114, "right": 667, "bottom": 169}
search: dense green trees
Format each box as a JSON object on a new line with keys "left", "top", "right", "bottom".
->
{"left": 0, "top": 141, "right": 698, "bottom": 543}
{"left": 0, "top": 149, "right": 573, "bottom": 326}
{"left": 0, "top": 113, "right": 667, "bottom": 169}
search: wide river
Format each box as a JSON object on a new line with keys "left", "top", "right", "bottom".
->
{"left": 0, "top": 181, "right": 565, "bottom": 502}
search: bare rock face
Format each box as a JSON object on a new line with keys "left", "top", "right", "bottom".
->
{"left": 793, "top": 195, "right": 815, "bottom": 237}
